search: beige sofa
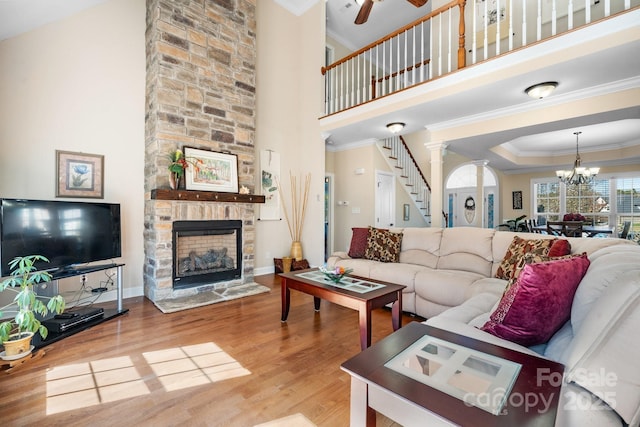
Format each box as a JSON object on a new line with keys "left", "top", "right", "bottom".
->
{"left": 328, "top": 227, "right": 640, "bottom": 426}
{"left": 327, "top": 227, "right": 629, "bottom": 318}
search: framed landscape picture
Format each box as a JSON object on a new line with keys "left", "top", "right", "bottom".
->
{"left": 56, "top": 150, "right": 104, "bottom": 198}
{"left": 184, "top": 147, "right": 239, "bottom": 193}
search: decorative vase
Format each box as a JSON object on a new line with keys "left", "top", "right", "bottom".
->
{"left": 290, "top": 241, "right": 303, "bottom": 261}
{"left": 3, "top": 332, "right": 34, "bottom": 357}
{"left": 282, "top": 256, "right": 293, "bottom": 273}
{"left": 169, "top": 172, "right": 181, "bottom": 190}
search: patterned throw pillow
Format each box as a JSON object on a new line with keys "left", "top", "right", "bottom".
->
{"left": 502, "top": 252, "right": 585, "bottom": 295}
{"left": 364, "top": 227, "right": 403, "bottom": 263}
{"left": 482, "top": 254, "right": 590, "bottom": 346}
{"left": 348, "top": 227, "right": 370, "bottom": 258}
{"left": 495, "top": 236, "right": 556, "bottom": 280}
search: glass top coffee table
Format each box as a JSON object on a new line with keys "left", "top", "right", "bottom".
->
{"left": 279, "top": 268, "right": 406, "bottom": 350}
{"left": 341, "top": 322, "right": 564, "bottom": 426}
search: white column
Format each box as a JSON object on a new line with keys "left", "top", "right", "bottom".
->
{"left": 425, "top": 141, "right": 448, "bottom": 227}
{"left": 472, "top": 160, "right": 489, "bottom": 228}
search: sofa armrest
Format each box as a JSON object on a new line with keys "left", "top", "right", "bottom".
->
{"left": 327, "top": 252, "right": 350, "bottom": 266}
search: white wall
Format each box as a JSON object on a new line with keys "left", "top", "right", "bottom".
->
{"left": 0, "top": 0, "right": 146, "bottom": 298}
{"left": 255, "top": 1, "right": 325, "bottom": 272}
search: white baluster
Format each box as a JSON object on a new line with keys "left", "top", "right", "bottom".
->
{"left": 537, "top": 0, "right": 542, "bottom": 41}
{"left": 412, "top": 26, "right": 416, "bottom": 85}
{"left": 568, "top": 0, "right": 574, "bottom": 30}
{"left": 522, "top": 0, "right": 527, "bottom": 46}
{"left": 472, "top": 0, "right": 477, "bottom": 64}
{"left": 552, "top": 0, "right": 557, "bottom": 36}
{"left": 422, "top": 21, "right": 426, "bottom": 82}
{"left": 438, "top": 13, "right": 443, "bottom": 76}
{"left": 447, "top": 8, "right": 452, "bottom": 72}
{"left": 585, "top": 0, "right": 591, "bottom": 23}
{"left": 483, "top": 0, "right": 488, "bottom": 60}
{"left": 508, "top": 0, "right": 513, "bottom": 51}
{"left": 495, "top": 0, "right": 501, "bottom": 56}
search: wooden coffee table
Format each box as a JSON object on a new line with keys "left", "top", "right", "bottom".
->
{"left": 279, "top": 268, "right": 406, "bottom": 350}
{"left": 341, "top": 322, "right": 564, "bottom": 426}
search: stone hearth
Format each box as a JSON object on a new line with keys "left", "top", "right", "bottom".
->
{"left": 143, "top": 0, "right": 257, "bottom": 302}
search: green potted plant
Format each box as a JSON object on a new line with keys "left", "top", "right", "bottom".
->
{"left": 0, "top": 255, "right": 66, "bottom": 357}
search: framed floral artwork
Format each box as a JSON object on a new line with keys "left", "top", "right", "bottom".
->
{"left": 184, "top": 147, "right": 239, "bottom": 193}
{"left": 56, "top": 150, "right": 104, "bottom": 198}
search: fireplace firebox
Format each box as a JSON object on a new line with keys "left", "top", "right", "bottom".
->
{"left": 172, "top": 220, "right": 242, "bottom": 289}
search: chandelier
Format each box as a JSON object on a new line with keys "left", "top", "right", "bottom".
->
{"left": 556, "top": 131, "right": 600, "bottom": 185}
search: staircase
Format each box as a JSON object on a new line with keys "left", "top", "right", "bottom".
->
{"left": 377, "top": 136, "right": 432, "bottom": 225}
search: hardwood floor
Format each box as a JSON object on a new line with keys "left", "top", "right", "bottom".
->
{"left": 0, "top": 274, "right": 422, "bottom": 426}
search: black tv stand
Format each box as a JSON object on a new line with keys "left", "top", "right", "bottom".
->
{"left": 34, "top": 263, "right": 128, "bottom": 349}
{"left": 51, "top": 263, "right": 119, "bottom": 280}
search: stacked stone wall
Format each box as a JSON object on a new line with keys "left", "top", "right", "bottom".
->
{"left": 144, "top": 0, "right": 257, "bottom": 301}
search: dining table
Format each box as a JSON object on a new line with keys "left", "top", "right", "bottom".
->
{"left": 532, "top": 224, "right": 616, "bottom": 237}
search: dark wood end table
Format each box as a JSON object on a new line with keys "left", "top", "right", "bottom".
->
{"left": 279, "top": 268, "right": 406, "bottom": 350}
{"left": 341, "top": 322, "right": 565, "bottom": 426}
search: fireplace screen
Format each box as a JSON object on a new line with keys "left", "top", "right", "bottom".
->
{"left": 172, "top": 220, "right": 242, "bottom": 289}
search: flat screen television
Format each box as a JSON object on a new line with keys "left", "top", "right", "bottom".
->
{"left": 0, "top": 198, "right": 121, "bottom": 277}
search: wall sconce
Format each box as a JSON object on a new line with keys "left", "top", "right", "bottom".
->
{"left": 525, "top": 82, "right": 558, "bottom": 99}
{"left": 386, "top": 122, "right": 405, "bottom": 134}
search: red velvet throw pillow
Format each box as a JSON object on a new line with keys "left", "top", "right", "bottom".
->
{"left": 481, "top": 254, "right": 590, "bottom": 346}
{"left": 548, "top": 239, "right": 571, "bottom": 257}
{"left": 348, "top": 227, "right": 369, "bottom": 258}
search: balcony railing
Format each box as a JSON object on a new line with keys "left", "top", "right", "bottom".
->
{"left": 322, "top": 0, "right": 637, "bottom": 116}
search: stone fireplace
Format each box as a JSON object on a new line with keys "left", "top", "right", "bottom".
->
{"left": 143, "top": 0, "right": 257, "bottom": 302}
{"left": 173, "top": 220, "right": 242, "bottom": 289}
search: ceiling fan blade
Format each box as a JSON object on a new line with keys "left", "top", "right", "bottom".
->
{"left": 407, "top": 0, "right": 428, "bottom": 6}
{"left": 355, "top": 0, "right": 374, "bottom": 25}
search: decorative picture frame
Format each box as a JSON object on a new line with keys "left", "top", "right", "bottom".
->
{"left": 474, "top": 0, "right": 510, "bottom": 45}
{"left": 512, "top": 190, "right": 523, "bottom": 210}
{"left": 56, "top": 150, "right": 104, "bottom": 199}
{"left": 184, "top": 147, "right": 239, "bottom": 193}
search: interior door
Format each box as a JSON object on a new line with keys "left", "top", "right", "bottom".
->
{"left": 324, "top": 174, "right": 334, "bottom": 261}
{"left": 375, "top": 171, "right": 395, "bottom": 228}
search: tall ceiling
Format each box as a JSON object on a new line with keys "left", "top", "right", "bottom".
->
{"left": 2, "top": 0, "right": 639, "bottom": 174}
{"left": 322, "top": 0, "right": 640, "bottom": 174}
{"left": 0, "top": 0, "right": 107, "bottom": 41}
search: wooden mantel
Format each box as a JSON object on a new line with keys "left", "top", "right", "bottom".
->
{"left": 151, "top": 189, "right": 265, "bottom": 203}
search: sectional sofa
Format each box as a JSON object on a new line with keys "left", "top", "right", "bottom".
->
{"left": 328, "top": 226, "right": 640, "bottom": 426}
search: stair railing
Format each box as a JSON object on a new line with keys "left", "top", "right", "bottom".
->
{"left": 322, "top": 0, "right": 635, "bottom": 115}
{"left": 322, "top": 0, "right": 466, "bottom": 115}
{"left": 379, "top": 136, "right": 448, "bottom": 226}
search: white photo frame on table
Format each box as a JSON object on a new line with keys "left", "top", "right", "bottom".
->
{"left": 184, "top": 147, "right": 238, "bottom": 193}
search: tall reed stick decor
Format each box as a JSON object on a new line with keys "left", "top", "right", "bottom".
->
{"left": 277, "top": 172, "right": 311, "bottom": 261}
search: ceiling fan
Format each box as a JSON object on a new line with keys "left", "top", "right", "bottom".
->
{"left": 355, "top": 0, "right": 429, "bottom": 25}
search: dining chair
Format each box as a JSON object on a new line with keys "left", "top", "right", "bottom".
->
{"left": 620, "top": 221, "right": 631, "bottom": 239}
{"left": 546, "top": 221, "right": 565, "bottom": 236}
{"left": 525, "top": 219, "right": 533, "bottom": 232}
{"left": 564, "top": 221, "right": 584, "bottom": 237}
